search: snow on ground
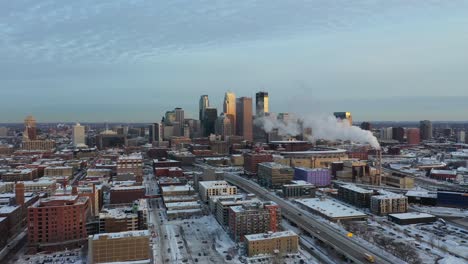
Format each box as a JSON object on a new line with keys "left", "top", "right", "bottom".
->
{"left": 411, "top": 205, "right": 468, "bottom": 218}
{"left": 438, "top": 256, "right": 467, "bottom": 264}
{"left": 15, "top": 249, "right": 84, "bottom": 264}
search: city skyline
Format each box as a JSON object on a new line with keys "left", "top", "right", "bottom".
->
{"left": 1, "top": 1, "right": 468, "bottom": 122}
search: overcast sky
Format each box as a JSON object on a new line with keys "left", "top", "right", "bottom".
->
{"left": 1, "top": 0, "right": 468, "bottom": 122}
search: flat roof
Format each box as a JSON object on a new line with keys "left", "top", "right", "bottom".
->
{"left": 339, "top": 184, "right": 374, "bottom": 194}
{"left": 199, "top": 180, "right": 232, "bottom": 188}
{"left": 295, "top": 198, "right": 367, "bottom": 219}
{"left": 161, "top": 185, "right": 193, "bottom": 192}
{"left": 245, "top": 231, "right": 297, "bottom": 241}
{"left": 258, "top": 162, "right": 292, "bottom": 169}
{"left": 92, "top": 230, "right": 150, "bottom": 240}
{"left": 281, "top": 147, "right": 347, "bottom": 156}
{"left": 388, "top": 212, "right": 436, "bottom": 220}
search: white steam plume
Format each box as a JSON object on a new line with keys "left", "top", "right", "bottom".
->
{"left": 254, "top": 114, "right": 380, "bottom": 149}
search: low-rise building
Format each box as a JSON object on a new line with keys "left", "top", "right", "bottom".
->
{"left": 161, "top": 185, "right": 195, "bottom": 196}
{"left": 109, "top": 185, "right": 145, "bottom": 205}
{"left": 244, "top": 153, "right": 273, "bottom": 175}
{"left": 258, "top": 162, "right": 294, "bottom": 189}
{"left": 295, "top": 198, "right": 368, "bottom": 222}
{"left": 117, "top": 153, "right": 143, "bottom": 184}
{"left": 294, "top": 167, "right": 331, "bottom": 187}
{"left": 216, "top": 198, "right": 260, "bottom": 227}
{"left": 44, "top": 166, "right": 74, "bottom": 178}
{"left": 245, "top": 231, "right": 299, "bottom": 257}
{"left": 281, "top": 181, "right": 315, "bottom": 198}
{"left": 388, "top": 212, "right": 437, "bottom": 225}
{"left": 383, "top": 172, "right": 414, "bottom": 189}
{"left": 88, "top": 230, "right": 151, "bottom": 264}
{"left": 337, "top": 184, "right": 374, "bottom": 208}
{"left": 199, "top": 181, "right": 238, "bottom": 202}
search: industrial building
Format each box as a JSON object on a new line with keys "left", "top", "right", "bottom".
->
{"left": 88, "top": 230, "right": 151, "bottom": 264}
{"left": 257, "top": 162, "right": 294, "bottom": 189}
{"left": 294, "top": 167, "right": 331, "bottom": 187}
{"left": 295, "top": 198, "right": 367, "bottom": 222}
{"left": 437, "top": 191, "right": 468, "bottom": 208}
{"left": 245, "top": 231, "right": 299, "bottom": 257}
{"left": 383, "top": 172, "right": 414, "bottom": 189}
{"left": 279, "top": 147, "right": 348, "bottom": 169}
{"left": 228, "top": 202, "right": 280, "bottom": 242}
{"left": 388, "top": 212, "right": 437, "bottom": 225}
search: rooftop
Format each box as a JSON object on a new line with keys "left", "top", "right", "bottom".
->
{"left": 245, "top": 230, "right": 298, "bottom": 241}
{"left": 295, "top": 198, "right": 367, "bottom": 219}
{"left": 388, "top": 212, "right": 435, "bottom": 220}
{"left": 92, "top": 230, "right": 150, "bottom": 240}
{"left": 199, "top": 180, "right": 232, "bottom": 189}
{"left": 258, "top": 162, "right": 292, "bottom": 169}
{"left": 339, "top": 184, "right": 374, "bottom": 194}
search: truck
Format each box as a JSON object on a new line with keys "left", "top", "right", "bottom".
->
{"left": 364, "top": 253, "right": 375, "bottom": 263}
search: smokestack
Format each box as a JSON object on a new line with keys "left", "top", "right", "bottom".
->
{"left": 15, "top": 182, "right": 25, "bottom": 206}
{"left": 72, "top": 185, "right": 78, "bottom": 195}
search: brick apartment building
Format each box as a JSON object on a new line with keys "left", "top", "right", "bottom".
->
{"left": 28, "top": 195, "right": 91, "bottom": 253}
{"left": 243, "top": 153, "right": 273, "bottom": 175}
{"left": 117, "top": 153, "right": 143, "bottom": 184}
{"left": 228, "top": 201, "right": 280, "bottom": 242}
{"left": 245, "top": 231, "right": 299, "bottom": 257}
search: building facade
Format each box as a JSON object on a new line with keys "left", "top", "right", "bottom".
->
{"left": 245, "top": 231, "right": 299, "bottom": 257}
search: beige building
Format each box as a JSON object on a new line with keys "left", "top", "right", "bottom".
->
{"left": 88, "top": 230, "right": 151, "bottom": 264}
{"left": 371, "top": 191, "right": 408, "bottom": 215}
{"left": 72, "top": 123, "right": 86, "bottom": 146}
{"left": 199, "top": 180, "right": 238, "bottom": 202}
{"left": 117, "top": 153, "right": 143, "bottom": 184}
{"left": 44, "top": 166, "right": 74, "bottom": 178}
{"left": 383, "top": 172, "right": 414, "bottom": 189}
{"left": 22, "top": 140, "right": 55, "bottom": 151}
{"left": 279, "top": 147, "right": 348, "bottom": 169}
{"left": 245, "top": 231, "right": 299, "bottom": 257}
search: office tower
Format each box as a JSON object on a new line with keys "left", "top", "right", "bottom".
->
{"left": 148, "top": 123, "right": 162, "bottom": 143}
{"left": 360, "top": 122, "right": 371, "bottom": 131}
{"left": 72, "top": 123, "right": 86, "bottom": 146}
{"left": 24, "top": 115, "right": 37, "bottom": 140}
{"left": 333, "top": 112, "right": 353, "bottom": 126}
{"left": 164, "top": 110, "right": 176, "bottom": 125}
{"left": 203, "top": 108, "right": 218, "bottom": 136}
{"left": 380, "top": 127, "right": 393, "bottom": 140}
{"left": 419, "top": 120, "right": 433, "bottom": 140}
{"left": 392, "top": 127, "right": 405, "bottom": 142}
{"left": 255, "top": 92, "right": 269, "bottom": 117}
{"left": 215, "top": 113, "right": 233, "bottom": 137}
{"left": 199, "top": 95, "right": 209, "bottom": 121}
{"left": 456, "top": 131, "right": 466, "bottom": 143}
{"left": 175, "top": 107, "right": 185, "bottom": 135}
{"left": 236, "top": 97, "right": 253, "bottom": 141}
{"left": 223, "top": 92, "right": 236, "bottom": 135}
{"left": 0, "top": 127, "right": 8, "bottom": 137}
{"left": 406, "top": 128, "right": 421, "bottom": 145}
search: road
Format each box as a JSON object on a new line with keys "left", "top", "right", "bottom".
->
{"left": 224, "top": 172, "right": 401, "bottom": 264}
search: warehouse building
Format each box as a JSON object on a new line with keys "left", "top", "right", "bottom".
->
{"left": 388, "top": 212, "right": 437, "bottom": 225}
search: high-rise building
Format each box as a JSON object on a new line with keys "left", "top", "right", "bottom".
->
{"left": 175, "top": 107, "right": 185, "bottom": 135}
{"left": 255, "top": 92, "right": 269, "bottom": 117}
{"left": 72, "top": 123, "right": 86, "bottom": 146}
{"left": 148, "top": 123, "right": 162, "bottom": 143}
{"left": 406, "top": 128, "right": 421, "bottom": 145}
{"left": 215, "top": 113, "right": 233, "bottom": 137}
{"left": 392, "top": 127, "right": 405, "bottom": 142}
{"left": 164, "top": 110, "right": 176, "bottom": 125}
{"left": 223, "top": 92, "right": 236, "bottom": 135}
{"left": 199, "top": 95, "right": 209, "bottom": 121}
{"left": 333, "top": 112, "right": 352, "bottom": 126}
{"left": 456, "top": 131, "right": 466, "bottom": 143}
{"left": 24, "top": 115, "right": 37, "bottom": 140}
{"left": 380, "top": 127, "right": 393, "bottom": 140}
{"left": 0, "top": 127, "right": 8, "bottom": 137}
{"left": 236, "top": 97, "right": 253, "bottom": 141}
{"left": 420, "top": 120, "right": 433, "bottom": 141}
{"left": 360, "top": 122, "right": 371, "bottom": 131}
{"left": 203, "top": 108, "right": 218, "bottom": 136}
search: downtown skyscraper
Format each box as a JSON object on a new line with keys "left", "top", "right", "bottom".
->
{"left": 223, "top": 92, "right": 236, "bottom": 135}
{"left": 236, "top": 97, "right": 253, "bottom": 141}
{"left": 255, "top": 92, "right": 269, "bottom": 117}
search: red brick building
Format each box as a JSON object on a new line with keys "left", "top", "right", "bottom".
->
{"left": 154, "top": 167, "right": 184, "bottom": 177}
{"left": 228, "top": 202, "right": 280, "bottom": 242}
{"left": 243, "top": 153, "right": 273, "bottom": 175}
{"left": 28, "top": 195, "right": 90, "bottom": 253}
{"left": 109, "top": 186, "right": 146, "bottom": 205}
{"left": 406, "top": 128, "right": 421, "bottom": 145}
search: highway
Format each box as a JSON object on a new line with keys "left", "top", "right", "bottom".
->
{"left": 224, "top": 172, "right": 401, "bottom": 264}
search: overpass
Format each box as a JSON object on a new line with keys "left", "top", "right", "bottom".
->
{"left": 224, "top": 172, "right": 401, "bottom": 264}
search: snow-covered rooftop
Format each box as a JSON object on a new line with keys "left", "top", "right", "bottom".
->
{"left": 295, "top": 198, "right": 367, "bottom": 219}
{"left": 388, "top": 212, "right": 435, "bottom": 220}
{"left": 245, "top": 230, "right": 298, "bottom": 241}
{"left": 92, "top": 230, "right": 150, "bottom": 240}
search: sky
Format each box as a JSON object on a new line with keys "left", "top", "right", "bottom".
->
{"left": 1, "top": 0, "right": 468, "bottom": 122}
